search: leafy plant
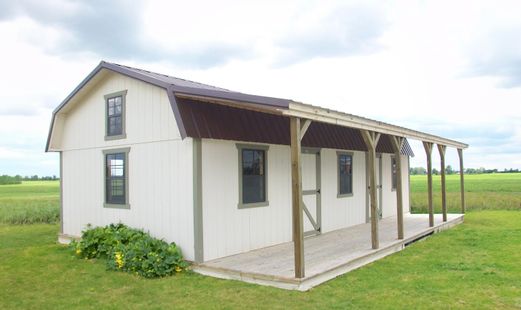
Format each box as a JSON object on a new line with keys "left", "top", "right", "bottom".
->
{"left": 71, "top": 223, "right": 188, "bottom": 278}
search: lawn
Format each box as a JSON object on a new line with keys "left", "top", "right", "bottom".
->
{"left": 0, "top": 175, "right": 520, "bottom": 309}
{"left": 1, "top": 212, "right": 520, "bottom": 309}
{"left": 410, "top": 173, "right": 521, "bottom": 213}
{"left": 0, "top": 181, "right": 59, "bottom": 224}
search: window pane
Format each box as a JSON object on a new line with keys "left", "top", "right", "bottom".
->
{"left": 106, "top": 152, "right": 126, "bottom": 204}
{"left": 106, "top": 96, "right": 123, "bottom": 136}
{"left": 339, "top": 154, "right": 353, "bottom": 195}
{"left": 108, "top": 116, "right": 122, "bottom": 136}
{"left": 242, "top": 149, "right": 265, "bottom": 204}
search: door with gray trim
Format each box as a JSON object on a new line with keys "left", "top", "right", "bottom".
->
{"left": 302, "top": 148, "right": 321, "bottom": 235}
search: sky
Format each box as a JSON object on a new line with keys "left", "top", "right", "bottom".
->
{"left": 0, "top": 0, "right": 520, "bottom": 176}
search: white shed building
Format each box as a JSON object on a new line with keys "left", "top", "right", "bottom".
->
{"left": 47, "top": 61, "right": 467, "bottom": 289}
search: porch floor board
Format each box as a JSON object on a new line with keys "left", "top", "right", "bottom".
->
{"left": 193, "top": 213, "right": 464, "bottom": 291}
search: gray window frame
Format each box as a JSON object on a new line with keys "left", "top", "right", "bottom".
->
{"left": 104, "top": 90, "right": 127, "bottom": 141}
{"left": 236, "top": 143, "right": 269, "bottom": 209}
{"left": 337, "top": 151, "right": 354, "bottom": 198}
{"left": 391, "top": 155, "right": 397, "bottom": 191}
{"left": 103, "top": 147, "right": 130, "bottom": 209}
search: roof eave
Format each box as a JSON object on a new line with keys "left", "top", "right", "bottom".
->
{"left": 283, "top": 101, "right": 469, "bottom": 149}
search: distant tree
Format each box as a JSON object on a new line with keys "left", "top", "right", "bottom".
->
{"left": 432, "top": 168, "right": 439, "bottom": 175}
{"left": 31, "top": 175, "right": 39, "bottom": 180}
{"left": 445, "top": 165, "right": 454, "bottom": 175}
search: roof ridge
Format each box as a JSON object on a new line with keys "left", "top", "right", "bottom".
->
{"left": 104, "top": 61, "right": 232, "bottom": 92}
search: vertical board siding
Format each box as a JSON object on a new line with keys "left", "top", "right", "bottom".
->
{"left": 320, "top": 149, "right": 367, "bottom": 233}
{"left": 60, "top": 73, "right": 195, "bottom": 260}
{"left": 202, "top": 139, "right": 292, "bottom": 261}
{"left": 202, "top": 143, "right": 411, "bottom": 261}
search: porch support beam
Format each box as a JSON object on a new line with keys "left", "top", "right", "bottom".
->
{"left": 423, "top": 142, "right": 434, "bottom": 227}
{"left": 290, "top": 117, "right": 305, "bottom": 278}
{"left": 300, "top": 119, "right": 312, "bottom": 141}
{"left": 361, "top": 130, "right": 381, "bottom": 249}
{"left": 391, "top": 136, "right": 405, "bottom": 239}
{"left": 437, "top": 144, "right": 447, "bottom": 222}
{"left": 457, "top": 148, "right": 465, "bottom": 213}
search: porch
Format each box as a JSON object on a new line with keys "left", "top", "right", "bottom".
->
{"left": 193, "top": 213, "right": 464, "bottom": 291}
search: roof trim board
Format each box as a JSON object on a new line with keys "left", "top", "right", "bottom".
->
{"left": 283, "top": 102, "right": 468, "bottom": 149}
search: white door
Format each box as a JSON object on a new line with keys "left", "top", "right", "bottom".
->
{"left": 302, "top": 149, "right": 321, "bottom": 235}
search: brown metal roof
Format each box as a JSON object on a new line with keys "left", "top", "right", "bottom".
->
{"left": 177, "top": 97, "right": 414, "bottom": 156}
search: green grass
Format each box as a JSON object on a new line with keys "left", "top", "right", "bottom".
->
{"left": 0, "top": 174, "right": 520, "bottom": 308}
{"left": 0, "top": 181, "right": 59, "bottom": 224}
{"left": 410, "top": 173, "right": 521, "bottom": 213}
{"left": 0, "top": 211, "right": 520, "bottom": 309}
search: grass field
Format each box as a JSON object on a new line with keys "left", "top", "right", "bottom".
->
{"left": 0, "top": 211, "right": 520, "bottom": 309}
{"left": 0, "top": 181, "right": 59, "bottom": 224}
{"left": 0, "top": 175, "right": 520, "bottom": 309}
{"left": 410, "top": 173, "right": 521, "bottom": 213}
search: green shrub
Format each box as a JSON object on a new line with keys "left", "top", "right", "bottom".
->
{"left": 71, "top": 223, "right": 188, "bottom": 278}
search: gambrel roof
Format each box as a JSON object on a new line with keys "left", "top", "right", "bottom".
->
{"left": 46, "top": 61, "right": 467, "bottom": 153}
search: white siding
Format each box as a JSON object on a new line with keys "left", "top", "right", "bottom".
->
{"left": 320, "top": 149, "right": 367, "bottom": 233}
{"left": 60, "top": 72, "right": 195, "bottom": 260}
{"left": 380, "top": 154, "right": 411, "bottom": 218}
{"left": 201, "top": 140, "right": 292, "bottom": 261}
{"left": 201, "top": 140, "right": 412, "bottom": 261}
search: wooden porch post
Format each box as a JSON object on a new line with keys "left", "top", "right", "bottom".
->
{"left": 361, "top": 130, "right": 381, "bottom": 249}
{"left": 457, "top": 148, "right": 465, "bottom": 213}
{"left": 390, "top": 136, "right": 405, "bottom": 239}
{"left": 423, "top": 142, "right": 434, "bottom": 227}
{"left": 437, "top": 144, "right": 447, "bottom": 222}
{"left": 290, "top": 117, "right": 305, "bottom": 278}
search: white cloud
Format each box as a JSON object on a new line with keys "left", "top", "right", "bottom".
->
{"left": 0, "top": 0, "right": 521, "bottom": 176}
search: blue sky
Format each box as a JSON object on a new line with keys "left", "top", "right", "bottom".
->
{"left": 0, "top": 0, "right": 520, "bottom": 176}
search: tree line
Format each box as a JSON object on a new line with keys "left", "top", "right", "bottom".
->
{"left": 409, "top": 166, "right": 520, "bottom": 175}
{"left": 0, "top": 175, "right": 59, "bottom": 185}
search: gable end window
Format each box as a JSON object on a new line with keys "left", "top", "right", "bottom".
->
{"left": 338, "top": 152, "right": 353, "bottom": 197}
{"left": 103, "top": 148, "right": 130, "bottom": 209}
{"left": 237, "top": 144, "right": 269, "bottom": 208}
{"left": 391, "top": 156, "right": 397, "bottom": 191}
{"left": 105, "top": 90, "right": 127, "bottom": 140}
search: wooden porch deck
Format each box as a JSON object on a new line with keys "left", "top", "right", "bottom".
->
{"left": 193, "top": 213, "right": 464, "bottom": 291}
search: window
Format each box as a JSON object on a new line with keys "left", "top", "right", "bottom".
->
{"left": 338, "top": 152, "right": 353, "bottom": 197}
{"left": 391, "top": 156, "right": 397, "bottom": 191}
{"left": 105, "top": 90, "right": 127, "bottom": 140}
{"left": 104, "top": 148, "right": 130, "bottom": 208}
{"left": 237, "top": 144, "right": 269, "bottom": 208}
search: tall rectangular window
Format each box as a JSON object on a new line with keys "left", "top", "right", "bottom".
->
{"left": 391, "top": 156, "right": 397, "bottom": 190}
{"left": 237, "top": 145, "right": 269, "bottom": 208}
{"left": 104, "top": 148, "right": 130, "bottom": 208}
{"left": 338, "top": 153, "right": 353, "bottom": 196}
{"left": 105, "top": 90, "right": 127, "bottom": 140}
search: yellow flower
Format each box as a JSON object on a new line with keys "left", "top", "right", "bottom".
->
{"left": 75, "top": 248, "right": 82, "bottom": 255}
{"left": 175, "top": 266, "right": 182, "bottom": 273}
{"left": 114, "top": 252, "right": 124, "bottom": 269}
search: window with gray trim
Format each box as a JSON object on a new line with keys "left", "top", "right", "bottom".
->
{"left": 107, "top": 96, "right": 123, "bottom": 136}
{"left": 241, "top": 148, "right": 266, "bottom": 204}
{"left": 391, "top": 156, "right": 397, "bottom": 190}
{"left": 105, "top": 90, "right": 127, "bottom": 140}
{"left": 338, "top": 153, "right": 353, "bottom": 195}
{"left": 105, "top": 152, "right": 127, "bottom": 205}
